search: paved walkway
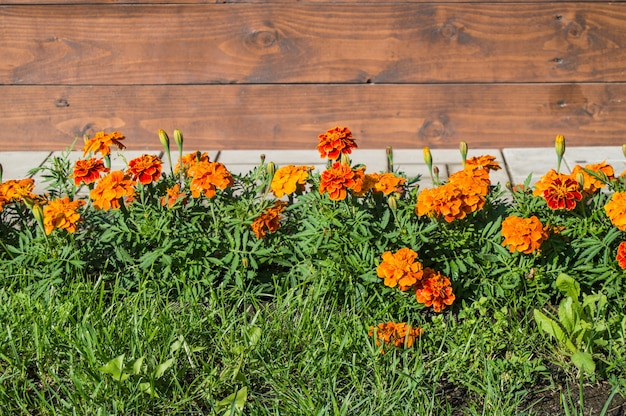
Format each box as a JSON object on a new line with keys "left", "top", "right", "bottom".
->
{"left": 2, "top": 147, "right": 624, "bottom": 193}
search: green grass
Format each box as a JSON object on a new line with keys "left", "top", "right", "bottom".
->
{"left": 2, "top": 265, "right": 618, "bottom": 415}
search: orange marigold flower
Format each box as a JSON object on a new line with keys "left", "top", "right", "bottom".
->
{"left": 251, "top": 201, "right": 286, "bottom": 239}
{"left": 175, "top": 151, "right": 211, "bottom": 174}
{"left": 501, "top": 215, "right": 549, "bottom": 254}
{"left": 90, "top": 170, "right": 136, "bottom": 210}
{"left": 414, "top": 267, "right": 455, "bottom": 312}
{"left": 127, "top": 154, "right": 162, "bottom": 185}
{"left": 464, "top": 155, "right": 501, "bottom": 172}
{"left": 160, "top": 184, "right": 186, "bottom": 208}
{"left": 377, "top": 248, "right": 424, "bottom": 291}
{"left": 543, "top": 176, "right": 582, "bottom": 210}
{"left": 319, "top": 162, "right": 364, "bottom": 201}
{"left": 352, "top": 173, "right": 378, "bottom": 197}
{"left": 372, "top": 172, "right": 406, "bottom": 195}
{"left": 571, "top": 161, "right": 614, "bottom": 197}
{"left": 271, "top": 165, "right": 313, "bottom": 198}
{"left": 616, "top": 241, "right": 626, "bottom": 269}
{"left": 368, "top": 322, "right": 424, "bottom": 351}
{"left": 416, "top": 184, "right": 468, "bottom": 222}
{"left": 616, "top": 242, "right": 626, "bottom": 270}
{"left": 0, "top": 178, "right": 36, "bottom": 203}
{"left": 605, "top": 191, "right": 626, "bottom": 231}
{"left": 187, "top": 161, "right": 234, "bottom": 199}
{"left": 83, "top": 131, "right": 126, "bottom": 156}
{"left": 71, "top": 158, "right": 109, "bottom": 186}
{"left": 317, "top": 126, "right": 357, "bottom": 160}
{"left": 43, "top": 197, "right": 85, "bottom": 235}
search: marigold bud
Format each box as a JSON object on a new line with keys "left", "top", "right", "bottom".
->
{"left": 576, "top": 171, "right": 585, "bottom": 190}
{"left": 555, "top": 134, "right": 566, "bottom": 173}
{"left": 241, "top": 257, "right": 249, "bottom": 269}
{"left": 459, "top": 141, "right": 468, "bottom": 167}
{"left": 173, "top": 129, "right": 183, "bottom": 151}
{"left": 0, "top": 162, "right": 3, "bottom": 183}
{"left": 423, "top": 147, "right": 432, "bottom": 167}
{"left": 158, "top": 129, "right": 170, "bottom": 152}
{"left": 622, "top": 144, "right": 626, "bottom": 160}
{"left": 341, "top": 152, "right": 351, "bottom": 166}
{"left": 386, "top": 146, "right": 394, "bottom": 173}
{"left": 266, "top": 161, "right": 276, "bottom": 180}
{"left": 31, "top": 203, "right": 45, "bottom": 234}
{"left": 387, "top": 195, "right": 398, "bottom": 211}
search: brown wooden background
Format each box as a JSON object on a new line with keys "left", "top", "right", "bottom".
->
{"left": 2, "top": 1, "right": 626, "bottom": 151}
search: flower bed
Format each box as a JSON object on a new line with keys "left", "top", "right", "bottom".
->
{"left": 0, "top": 127, "right": 624, "bottom": 414}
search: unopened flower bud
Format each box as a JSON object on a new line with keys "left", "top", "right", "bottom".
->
{"left": 173, "top": 129, "right": 183, "bottom": 151}
{"left": 555, "top": 134, "right": 566, "bottom": 172}
{"left": 387, "top": 195, "right": 398, "bottom": 211}
{"left": 241, "top": 257, "right": 249, "bottom": 269}
{"left": 158, "top": 129, "right": 170, "bottom": 152}
{"left": 266, "top": 161, "right": 276, "bottom": 179}
{"left": 341, "top": 152, "right": 351, "bottom": 166}
{"left": 576, "top": 171, "right": 585, "bottom": 190}
{"left": 31, "top": 203, "right": 45, "bottom": 235}
{"left": 423, "top": 147, "right": 432, "bottom": 167}
{"left": 260, "top": 154, "right": 266, "bottom": 165}
{"left": 622, "top": 144, "right": 626, "bottom": 159}
{"left": 459, "top": 141, "right": 468, "bottom": 167}
{"left": 0, "top": 163, "right": 3, "bottom": 183}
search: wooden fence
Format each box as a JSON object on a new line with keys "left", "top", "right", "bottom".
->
{"left": 2, "top": 1, "right": 626, "bottom": 151}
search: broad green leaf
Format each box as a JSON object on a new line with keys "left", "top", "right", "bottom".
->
{"left": 557, "top": 297, "right": 578, "bottom": 334}
{"left": 153, "top": 357, "right": 175, "bottom": 379}
{"left": 556, "top": 274, "right": 580, "bottom": 302}
{"left": 132, "top": 356, "right": 145, "bottom": 375}
{"left": 139, "top": 381, "right": 159, "bottom": 398}
{"left": 571, "top": 351, "right": 596, "bottom": 374}
{"left": 245, "top": 326, "right": 262, "bottom": 348}
{"left": 99, "top": 354, "right": 129, "bottom": 382}
{"left": 533, "top": 309, "right": 572, "bottom": 351}
{"left": 217, "top": 386, "right": 248, "bottom": 415}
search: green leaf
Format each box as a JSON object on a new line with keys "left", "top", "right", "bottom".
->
{"left": 571, "top": 351, "right": 596, "bottom": 374}
{"left": 245, "top": 326, "right": 262, "bottom": 349}
{"left": 556, "top": 274, "right": 580, "bottom": 301}
{"left": 557, "top": 297, "right": 578, "bottom": 334}
{"left": 132, "top": 356, "right": 145, "bottom": 375}
{"left": 99, "top": 354, "right": 129, "bottom": 382}
{"left": 217, "top": 386, "right": 248, "bottom": 415}
{"left": 139, "top": 381, "right": 159, "bottom": 398}
{"left": 153, "top": 357, "right": 175, "bottom": 379}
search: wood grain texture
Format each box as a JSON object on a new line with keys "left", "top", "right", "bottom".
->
{"left": 3, "top": 84, "right": 625, "bottom": 151}
{"left": 2, "top": 3, "right": 626, "bottom": 84}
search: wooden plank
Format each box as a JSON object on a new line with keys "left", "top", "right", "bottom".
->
{"left": 2, "top": 84, "right": 626, "bottom": 151}
{"left": 2, "top": 3, "right": 626, "bottom": 84}
{"left": 0, "top": 0, "right": 615, "bottom": 4}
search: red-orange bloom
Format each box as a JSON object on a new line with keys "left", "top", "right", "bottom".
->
{"left": 271, "top": 165, "right": 313, "bottom": 198}
{"left": 90, "top": 171, "right": 136, "bottom": 210}
{"left": 160, "top": 184, "right": 187, "bottom": 208}
{"left": 187, "top": 161, "right": 234, "bottom": 199}
{"left": 127, "top": 154, "right": 163, "bottom": 185}
{"left": 319, "top": 162, "right": 364, "bottom": 201}
{"left": 71, "top": 158, "right": 109, "bottom": 186}
{"left": 251, "top": 201, "right": 287, "bottom": 239}
{"left": 501, "top": 215, "right": 549, "bottom": 254}
{"left": 317, "top": 126, "right": 357, "bottom": 160}
{"left": 616, "top": 242, "right": 626, "bottom": 269}
{"left": 543, "top": 176, "right": 582, "bottom": 210}
{"left": 605, "top": 191, "right": 626, "bottom": 231}
{"left": 414, "top": 267, "right": 455, "bottom": 312}
{"left": 43, "top": 197, "right": 85, "bottom": 235}
{"left": 571, "top": 162, "right": 615, "bottom": 197}
{"left": 377, "top": 248, "right": 424, "bottom": 291}
{"left": 368, "top": 322, "right": 423, "bottom": 352}
{"left": 83, "top": 131, "right": 126, "bottom": 156}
